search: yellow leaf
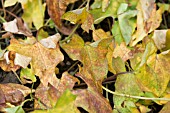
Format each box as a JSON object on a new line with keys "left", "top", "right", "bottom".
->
{"left": 7, "top": 35, "right": 64, "bottom": 86}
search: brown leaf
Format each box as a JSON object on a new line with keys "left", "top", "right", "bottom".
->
{"left": 72, "top": 89, "right": 112, "bottom": 113}
{"left": 113, "top": 42, "right": 133, "bottom": 61}
{"left": 7, "top": 35, "right": 64, "bottom": 86}
{"left": 46, "top": 0, "right": 77, "bottom": 35}
{"left": 0, "top": 51, "right": 20, "bottom": 72}
{"left": 0, "top": 83, "right": 32, "bottom": 107}
{"left": 34, "top": 72, "right": 79, "bottom": 109}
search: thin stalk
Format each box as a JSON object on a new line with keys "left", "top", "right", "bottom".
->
{"left": 102, "top": 86, "right": 170, "bottom": 101}
{"left": 60, "top": 24, "right": 80, "bottom": 43}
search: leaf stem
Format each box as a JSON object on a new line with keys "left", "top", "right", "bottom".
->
{"left": 102, "top": 86, "right": 170, "bottom": 101}
{"left": 60, "top": 24, "right": 80, "bottom": 43}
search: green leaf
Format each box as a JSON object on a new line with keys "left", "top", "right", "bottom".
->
{"left": 117, "top": 3, "right": 138, "bottom": 45}
{"left": 114, "top": 73, "right": 143, "bottom": 112}
{"left": 51, "top": 89, "right": 78, "bottom": 113}
{"left": 22, "top": 0, "right": 45, "bottom": 29}
{"left": 111, "top": 21, "right": 123, "bottom": 44}
{"left": 90, "top": 0, "right": 125, "bottom": 24}
{"left": 20, "top": 67, "right": 36, "bottom": 83}
{"left": 5, "top": 106, "right": 25, "bottom": 113}
{"left": 112, "top": 57, "right": 126, "bottom": 73}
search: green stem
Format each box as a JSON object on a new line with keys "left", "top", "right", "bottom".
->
{"left": 60, "top": 24, "right": 80, "bottom": 43}
{"left": 102, "top": 86, "right": 170, "bottom": 101}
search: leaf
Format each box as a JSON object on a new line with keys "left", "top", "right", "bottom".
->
{"left": 33, "top": 89, "right": 79, "bottom": 113}
{"left": 114, "top": 73, "right": 143, "bottom": 112}
{"left": 62, "top": 8, "right": 94, "bottom": 33}
{"left": 50, "top": 89, "right": 79, "bottom": 113}
{"left": 157, "top": 3, "right": 170, "bottom": 12}
{"left": 72, "top": 88, "right": 112, "bottom": 113}
{"left": 3, "top": 18, "right": 32, "bottom": 37}
{"left": 74, "top": 69, "right": 112, "bottom": 113}
{"left": 61, "top": 34, "right": 85, "bottom": 61}
{"left": 80, "top": 45, "right": 108, "bottom": 87}
{"left": 91, "top": 0, "right": 110, "bottom": 12}
{"left": 7, "top": 34, "right": 64, "bottom": 86}
{"left": 131, "top": 0, "right": 165, "bottom": 46}
{"left": 20, "top": 66, "right": 36, "bottom": 84}
{"left": 92, "top": 28, "right": 112, "bottom": 41}
{"left": 112, "top": 42, "right": 133, "bottom": 62}
{"left": 4, "top": 0, "right": 18, "bottom": 7}
{"left": 136, "top": 50, "right": 170, "bottom": 96}
{"left": 111, "top": 57, "right": 126, "bottom": 73}
{"left": 90, "top": 0, "right": 125, "bottom": 24}
{"left": 111, "top": 21, "right": 124, "bottom": 44}
{"left": 116, "top": 3, "right": 137, "bottom": 45}
{"left": 46, "top": 0, "right": 77, "bottom": 35}
{"left": 4, "top": 0, "right": 28, "bottom": 7}
{"left": 0, "top": 83, "right": 32, "bottom": 107}
{"left": 34, "top": 72, "right": 79, "bottom": 109}
{"left": 14, "top": 53, "right": 32, "bottom": 68}
{"left": 152, "top": 30, "right": 170, "bottom": 50}
{"left": 22, "top": 0, "right": 46, "bottom": 29}
{"left": 0, "top": 51, "right": 21, "bottom": 72}
{"left": 5, "top": 106, "right": 25, "bottom": 113}
{"left": 40, "top": 33, "right": 61, "bottom": 49}
{"left": 159, "top": 101, "right": 170, "bottom": 113}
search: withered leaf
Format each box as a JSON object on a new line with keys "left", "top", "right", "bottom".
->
{"left": 3, "top": 18, "right": 32, "bottom": 37}
{"left": 46, "top": 0, "right": 77, "bottom": 35}
{"left": 34, "top": 72, "right": 79, "bottom": 109}
{"left": 0, "top": 83, "right": 32, "bottom": 107}
{"left": 73, "top": 72, "right": 112, "bottom": 113}
{"left": 0, "top": 51, "right": 20, "bottom": 72}
{"left": 62, "top": 8, "right": 94, "bottom": 33}
{"left": 7, "top": 35, "right": 64, "bottom": 86}
{"left": 131, "top": 0, "right": 164, "bottom": 46}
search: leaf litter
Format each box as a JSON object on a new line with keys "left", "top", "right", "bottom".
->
{"left": 0, "top": 0, "right": 170, "bottom": 112}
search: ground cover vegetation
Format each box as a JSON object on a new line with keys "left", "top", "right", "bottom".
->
{"left": 0, "top": 0, "right": 170, "bottom": 113}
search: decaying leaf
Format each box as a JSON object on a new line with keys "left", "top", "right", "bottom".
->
{"left": 159, "top": 101, "right": 170, "bottom": 113}
{"left": 3, "top": 18, "right": 32, "bottom": 37}
{"left": 61, "top": 34, "right": 85, "bottom": 61}
{"left": 7, "top": 34, "right": 64, "bottom": 86}
{"left": 113, "top": 73, "right": 143, "bottom": 112}
{"left": 46, "top": 0, "right": 77, "bottom": 35}
{"left": 34, "top": 72, "right": 79, "bottom": 109}
{"left": 131, "top": 0, "right": 165, "bottom": 46}
{"left": 152, "top": 30, "right": 170, "bottom": 50}
{"left": 0, "top": 83, "right": 32, "bottom": 108}
{"left": 62, "top": 8, "right": 94, "bottom": 33}
{"left": 33, "top": 89, "right": 79, "bottom": 113}
{"left": 72, "top": 88, "right": 112, "bottom": 113}
{"left": 136, "top": 51, "right": 170, "bottom": 97}
{"left": 112, "top": 42, "right": 133, "bottom": 61}
{"left": 92, "top": 28, "right": 112, "bottom": 41}
{"left": 0, "top": 51, "right": 20, "bottom": 72}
